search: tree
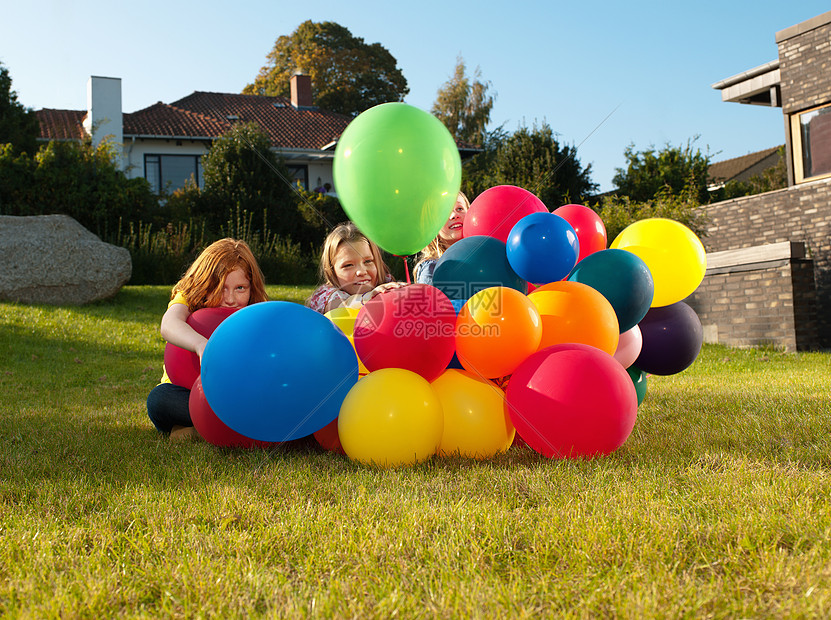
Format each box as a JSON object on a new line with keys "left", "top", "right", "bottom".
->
{"left": 594, "top": 186, "right": 709, "bottom": 244}
{"left": 463, "top": 121, "right": 597, "bottom": 208}
{"left": 0, "top": 137, "right": 158, "bottom": 237}
{"left": 612, "top": 139, "right": 711, "bottom": 203}
{"left": 243, "top": 21, "right": 409, "bottom": 117}
{"left": 0, "top": 62, "right": 40, "bottom": 156}
{"left": 195, "top": 123, "right": 298, "bottom": 238}
{"left": 431, "top": 56, "right": 494, "bottom": 145}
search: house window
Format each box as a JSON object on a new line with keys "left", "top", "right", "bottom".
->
{"left": 791, "top": 103, "right": 831, "bottom": 183}
{"left": 286, "top": 164, "right": 309, "bottom": 190}
{"left": 145, "top": 154, "right": 202, "bottom": 194}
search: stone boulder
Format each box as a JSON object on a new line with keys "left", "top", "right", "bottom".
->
{"left": 0, "top": 215, "right": 132, "bottom": 305}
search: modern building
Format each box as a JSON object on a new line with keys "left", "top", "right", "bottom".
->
{"left": 690, "top": 10, "right": 831, "bottom": 350}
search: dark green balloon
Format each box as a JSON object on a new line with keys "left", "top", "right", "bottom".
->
{"left": 627, "top": 365, "right": 648, "bottom": 406}
{"left": 568, "top": 248, "right": 654, "bottom": 332}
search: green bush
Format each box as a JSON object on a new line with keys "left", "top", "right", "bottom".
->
{"left": 592, "top": 186, "right": 709, "bottom": 243}
{"left": 0, "top": 142, "right": 35, "bottom": 211}
{"left": 115, "top": 208, "right": 317, "bottom": 286}
{"left": 0, "top": 138, "right": 158, "bottom": 237}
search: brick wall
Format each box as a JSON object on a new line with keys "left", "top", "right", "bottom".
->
{"left": 687, "top": 258, "right": 817, "bottom": 351}
{"left": 777, "top": 15, "right": 831, "bottom": 114}
{"left": 697, "top": 178, "right": 831, "bottom": 349}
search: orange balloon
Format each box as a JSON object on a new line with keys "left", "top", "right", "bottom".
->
{"left": 528, "top": 281, "right": 619, "bottom": 355}
{"left": 455, "top": 287, "right": 542, "bottom": 379}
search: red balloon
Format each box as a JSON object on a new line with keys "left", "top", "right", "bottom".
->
{"left": 354, "top": 284, "right": 456, "bottom": 382}
{"left": 505, "top": 343, "right": 638, "bottom": 459}
{"left": 189, "top": 376, "right": 278, "bottom": 449}
{"left": 164, "top": 307, "right": 238, "bottom": 388}
{"left": 553, "top": 204, "right": 607, "bottom": 263}
{"left": 464, "top": 185, "right": 548, "bottom": 243}
{"left": 314, "top": 418, "right": 346, "bottom": 455}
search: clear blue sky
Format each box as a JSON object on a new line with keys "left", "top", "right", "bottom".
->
{"left": 2, "top": 0, "right": 828, "bottom": 192}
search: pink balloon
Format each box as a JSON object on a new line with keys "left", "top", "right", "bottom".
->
{"left": 553, "top": 204, "right": 607, "bottom": 263}
{"left": 164, "top": 307, "right": 238, "bottom": 388}
{"left": 189, "top": 376, "right": 278, "bottom": 449}
{"left": 354, "top": 284, "right": 456, "bottom": 382}
{"left": 464, "top": 185, "right": 548, "bottom": 243}
{"left": 613, "top": 325, "right": 643, "bottom": 369}
{"left": 506, "top": 343, "right": 638, "bottom": 458}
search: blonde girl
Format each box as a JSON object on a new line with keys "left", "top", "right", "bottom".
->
{"left": 306, "top": 222, "right": 403, "bottom": 313}
{"left": 413, "top": 191, "right": 470, "bottom": 285}
{"left": 147, "top": 238, "right": 268, "bottom": 438}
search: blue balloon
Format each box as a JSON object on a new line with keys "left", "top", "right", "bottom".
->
{"left": 201, "top": 302, "right": 358, "bottom": 442}
{"left": 506, "top": 212, "right": 579, "bottom": 284}
{"left": 568, "top": 248, "right": 654, "bottom": 332}
{"left": 449, "top": 299, "right": 466, "bottom": 313}
{"left": 432, "top": 236, "right": 526, "bottom": 301}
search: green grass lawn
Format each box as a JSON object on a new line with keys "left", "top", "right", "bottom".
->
{"left": 1, "top": 286, "right": 830, "bottom": 618}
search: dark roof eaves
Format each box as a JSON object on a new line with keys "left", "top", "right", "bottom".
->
{"left": 124, "top": 133, "right": 217, "bottom": 141}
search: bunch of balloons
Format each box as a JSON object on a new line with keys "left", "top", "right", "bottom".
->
{"left": 166, "top": 103, "right": 707, "bottom": 467}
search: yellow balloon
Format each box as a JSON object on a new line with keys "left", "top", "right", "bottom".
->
{"left": 338, "top": 369, "right": 443, "bottom": 467}
{"left": 610, "top": 218, "right": 706, "bottom": 307}
{"left": 432, "top": 369, "right": 515, "bottom": 459}
{"left": 324, "top": 306, "right": 359, "bottom": 334}
{"left": 324, "top": 306, "right": 368, "bottom": 375}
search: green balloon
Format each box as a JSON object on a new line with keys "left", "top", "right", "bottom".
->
{"left": 627, "top": 365, "right": 648, "bottom": 406}
{"left": 333, "top": 103, "right": 462, "bottom": 255}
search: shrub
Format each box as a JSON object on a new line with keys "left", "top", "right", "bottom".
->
{"left": 0, "top": 139, "right": 158, "bottom": 237}
{"left": 593, "top": 186, "right": 709, "bottom": 243}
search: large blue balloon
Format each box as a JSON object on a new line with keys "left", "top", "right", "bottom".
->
{"left": 431, "top": 236, "right": 526, "bottom": 301}
{"left": 201, "top": 302, "right": 359, "bottom": 442}
{"left": 635, "top": 301, "right": 702, "bottom": 376}
{"left": 506, "top": 212, "right": 579, "bottom": 285}
{"left": 568, "top": 248, "right": 654, "bottom": 332}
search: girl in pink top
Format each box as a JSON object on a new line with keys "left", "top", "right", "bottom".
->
{"left": 307, "top": 222, "right": 404, "bottom": 313}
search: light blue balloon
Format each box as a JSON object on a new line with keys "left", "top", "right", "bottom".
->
{"left": 201, "top": 302, "right": 358, "bottom": 442}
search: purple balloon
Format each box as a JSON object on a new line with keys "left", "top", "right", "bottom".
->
{"left": 635, "top": 301, "right": 703, "bottom": 375}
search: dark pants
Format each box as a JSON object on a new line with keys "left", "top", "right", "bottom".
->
{"left": 147, "top": 383, "right": 192, "bottom": 433}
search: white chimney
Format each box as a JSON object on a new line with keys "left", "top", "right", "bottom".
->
{"left": 83, "top": 76, "right": 123, "bottom": 162}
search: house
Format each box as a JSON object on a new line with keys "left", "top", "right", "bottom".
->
{"left": 686, "top": 10, "right": 831, "bottom": 350}
{"left": 37, "top": 75, "right": 481, "bottom": 196}
{"left": 36, "top": 74, "right": 353, "bottom": 195}
{"left": 707, "top": 145, "right": 783, "bottom": 191}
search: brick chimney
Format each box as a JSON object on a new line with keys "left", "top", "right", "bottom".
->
{"left": 290, "top": 72, "right": 313, "bottom": 108}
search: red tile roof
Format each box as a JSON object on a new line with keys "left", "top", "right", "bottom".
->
{"left": 169, "top": 91, "right": 351, "bottom": 149}
{"left": 37, "top": 91, "right": 353, "bottom": 150}
{"left": 124, "top": 102, "right": 231, "bottom": 138}
{"left": 36, "top": 109, "right": 87, "bottom": 140}
{"left": 36, "top": 91, "right": 480, "bottom": 156}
